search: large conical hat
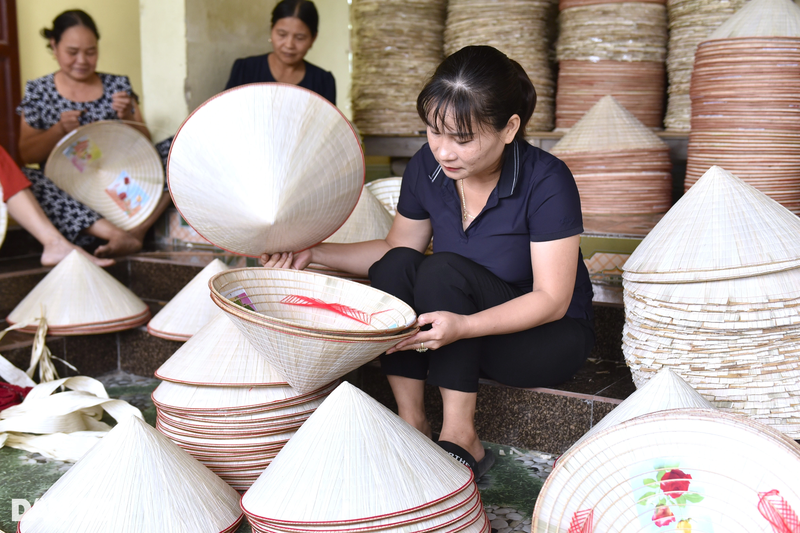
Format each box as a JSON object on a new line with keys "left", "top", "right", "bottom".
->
{"left": 155, "top": 312, "right": 288, "bottom": 386}
{"left": 242, "top": 382, "right": 474, "bottom": 524}
{"left": 147, "top": 259, "right": 230, "bottom": 341}
{"left": 44, "top": 121, "right": 164, "bottom": 231}
{"left": 18, "top": 416, "right": 242, "bottom": 533}
{"left": 365, "top": 177, "right": 402, "bottom": 216}
{"left": 708, "top": 0, "right": 800, "bottom": 39}
{"left": 533, "top": 409, "right": 800, "bottom": 533}
{"left": 567, "top": 368, "right": 713, "bottom": 452}
{"left": 623, "top": 166, "right": 800, "bottom": 282}
{"left": 550, "top": 95, "right": 667, "bottom": 154}
{"left": 324, "top": 186, "right": 394, "bottom": 243}
{"left": 168, "top": 83, "right": 364, "bottom": 257}
{"left": 6, "top": 250, "right": 149, "bottom": 333}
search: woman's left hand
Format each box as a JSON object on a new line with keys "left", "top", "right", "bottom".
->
{"left": 111, "top": 91, "right": 134, "bottom": 119}
{"left": 386, "top": 311, "right": 471, "bottom": 354}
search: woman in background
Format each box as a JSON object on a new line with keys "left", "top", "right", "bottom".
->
{"left": 16, "top": 9, "right": 170, "bottom": 259}
{"left": 225, "top": 0, "right": 336, "bottom": 105}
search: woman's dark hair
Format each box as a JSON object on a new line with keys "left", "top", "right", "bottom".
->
{"left": 271, "top": 0, "right": 319, "bottom": 38}
{"left": 41, "top": 10, "right": 99, "bottom": 47}
{"left": 417, "top": 46, "right": 536, "bottom": 142}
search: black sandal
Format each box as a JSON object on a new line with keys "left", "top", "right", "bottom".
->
{"left": 438, "top": 440, "right": 496, "bottom": 481}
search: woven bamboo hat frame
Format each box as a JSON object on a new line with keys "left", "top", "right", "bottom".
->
{"left": 324, "top": 185, "right": 394, "bottom": 244}
{"left": 147, "top": 259, "right": 230, "bottom": 341}
{"left": 18, "top": 416, "right": 243, "bottom": 533}
{"left": 44, "top": 121, "right": 164, "bottom": 231}
{"left": 6, "top": 250, "right": 150, "bottom": 334}
{"left": 532, "top": 409, "right": 800, "bottom": 533}
{"left": 708, "top": 0, "right": 800, "bottom": 38}
{"left": 155, "top": 312, "right": 288, "bottom": 386}
{"left": 168, "top": 83, "right": 364, "bottom": 257}
{"left": 241, "top": 382, "right": 486, "bottom": 533}
{"left": 365, "top": 177, "right": 402, "bottom": 217}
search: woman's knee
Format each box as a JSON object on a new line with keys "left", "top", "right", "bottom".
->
{"left": 368, "top": 247, "right": 425, "bottom": 301}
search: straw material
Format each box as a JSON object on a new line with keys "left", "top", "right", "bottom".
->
{"left": 168, "top": 83, "right": 364, "bottom": 257}
{"left": 6, "top": 250, "right": 149, "bottom": 334}
{"left": 622, "top": 166, "right": 800, "bottom": 282}
{"left": 444, "top": 0, "right": 558, "bottom": 132}
{"left": 708, "top": 0, "right": 800, "bottom": 38}
{"left": 324, "top": 186, "right": 393, "bottom": 244}
{"left": 365, "top": 177, "right": 402, "bottom": 216}
{"left": 155, "top": 312, "right": 288, "bottom": 386}
{"left": 532, "top": 409, "right": 800, "bottom": 532}
{"left": 351, "top": 0, "right": 447, "bottom": 135}
{"left": 242, "top": 382, "right": 476, "bottom": 524}
{"left": 44, "top": 121, "right": 164, "bottom": 231}
{"left": 664, "top": 0, "right": 748, "bottom": 131}
{"left": 18, "top": 416, "right": 243, "bottom": 533}
{"left": 147, "top": 259, "right": 230, "bottom": 341}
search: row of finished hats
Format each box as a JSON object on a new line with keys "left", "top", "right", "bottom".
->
{"left": 18, "top": 382, "right": 489, "bottom": 533}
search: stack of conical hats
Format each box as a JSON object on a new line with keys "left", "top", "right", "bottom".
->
{"left": 6, "top": 250, "right": 150, "bottom": 334}
{"left": 533, "top": 408, "right": 800, "bottom": 532}
{"left": 324, "top": 185, "right": 393, "bottom": 244}
{"left": 623, "top": 165, "right": 800, "bottom": 437}
{"left": 241, "top": 382, "right": 489, "bottom": 533}
{"left": 209, "top": 268, "right": 418, "bottom": 394}
{"left": 555, "top": 0, "right": 668, "bottom": 129}
{"left": 17, "top": 415, "right": 243, "bottom": 532}
{"left": 685, "top": 0, "right": 800, "bottom": 214}
{"left": 365, "top": 177, "right": 402, "bottom": 217}
{"left": 444, "top": 0, "right": 558, "bottom": 132}
{"left": 663, "top": 0, "right": 747, "bottom": 131}
{"left": 153, "top": 313, "right": 337, "bottom": 491}
{"left": 147, "top": 258, "right": 230, "bottom": 341}
{"left": 551, "top": 96, "right": 672, "bottom": 214}
{"left": 351, "top": 0, "right": 447, "bottom": 134}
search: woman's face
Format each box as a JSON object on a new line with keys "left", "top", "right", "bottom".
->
{"left": 51, "top": 25, "right": 98, "bottom": 82}
{"left": 270, "top": 17, "right": 315, "bottom": 67}
{"left": 426, "top": 110, "right": 519, "bottom": 182}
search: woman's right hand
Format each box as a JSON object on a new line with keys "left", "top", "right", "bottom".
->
{"left": 260, "top": 249, "right": 313, "bottom": 270}
{"left": 58, "top": 110, "right": 83, "bottom": 134}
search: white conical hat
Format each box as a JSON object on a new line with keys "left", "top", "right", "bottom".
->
{"left": 242, "top": 382, "right": 473, "bottom": 523}
{"left": 155, "top": 312, "right": 288, "bottom": 386}
{"left": 567, "top": 368, "right": 713, "bottom": 452}
{"left": 533, "top": 409, "right": 800, "bottom": 533}
{"left": 365, "top": 177, "right": 402, "bottom": 216}
{"left": 324, "top": 185, "right": 394, "bottom": 243}
{"left": 147, "top": 259, "right": 230, "bottom": 341}
{"left": 550, "top": 95, "right": 667, "bottom": 154}
{"left": 6, "top": 250, "right": 149, "bottom": 331}
{"left": 168, "top": 83, "right": 364, "bottom": 257}
{"left": 708, "top": 0, "right": 800, "bottom": 39}
{"left": 623, "top": 166, "right": 800, "bottom": 282}
{"left": 19, "top": 416, "right": 242, "bottom": 533}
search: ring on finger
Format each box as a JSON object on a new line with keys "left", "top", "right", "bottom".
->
{"left": 415, "top": 342, "right": 428, "bottom": 353}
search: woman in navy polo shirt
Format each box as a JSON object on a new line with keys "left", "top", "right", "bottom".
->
{"left": 263, "top": 45, "right": 594, "bottom": 479}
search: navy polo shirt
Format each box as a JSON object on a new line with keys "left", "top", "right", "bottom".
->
{"left": 396, "top": 140, "right": 594, "bottom": 321}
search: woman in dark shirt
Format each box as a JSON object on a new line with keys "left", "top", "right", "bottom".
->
{"left": 225, "top": 0, "right": 336, "bottom": 105}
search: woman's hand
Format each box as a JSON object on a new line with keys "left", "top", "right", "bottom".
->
{"left": 58, "top": 110, "right": 83, "bottom": 134}
{"left": 259, "top": 249, "right": 312, "bottom": 270}
{"left": 386, "top": 311, "right": 471, "bottom": 354}
{"left": 111, "top": 91, "right": 134, "bottom": 119}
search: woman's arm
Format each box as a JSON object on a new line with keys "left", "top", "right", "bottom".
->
{"left": 388, "top": 234, "right": 580, "bottom": 353}
{"left": 18, "top": 112, "right": 81, "bottom": 165}
{"left": 111, "top": 93, "right": 151, "bottom": 140}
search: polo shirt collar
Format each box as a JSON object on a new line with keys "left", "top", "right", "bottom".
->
{"left": 428, "top": 140, "right": 521, "bottom": 199}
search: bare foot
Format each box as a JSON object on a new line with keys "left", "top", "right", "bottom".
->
{"left": 41, "top": 238, "right": 115, "bottom": 267}
{"left": 94, "top": 232, "right": 142, "bottom": 258}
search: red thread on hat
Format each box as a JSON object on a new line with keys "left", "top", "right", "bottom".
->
{"left": 759, "top": 490, "right": 800, "bottom": 533}
{"left": 568, "top": 509, "right": 593, "bottom": 533}
{"left": 281, "top": 295, "right": 391, "bottom": 326}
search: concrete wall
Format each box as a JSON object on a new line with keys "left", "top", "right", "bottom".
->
{"left": 305, "top": 0, "right": 352, "bottom": 118}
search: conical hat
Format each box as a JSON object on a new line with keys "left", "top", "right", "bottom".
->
{"left": 533, "top": 409, "right": 800, "bottom": 533}
{"left": 147, "top": 259, "right": 230, "bottom": 341}
{"left": 44, "top": 121, "right": 164, "bottom": 231}
{"left": 242, "top": 382, "right": 473, "bottom": 523}
{"left": 6, "top": 250, "right": 149, "bottom": 331}
{"left": 567, "top": 368, "right": 713, "bottom": 452}
{"left": 155, "top": 312, "right": 288, "bottom": 386}
{"left": 324, "top": 185, "right": 394, "bottom": 243}
{"left": 708, "top": 0, "right": 800, "bottom": 39}
{"left": 550, "top": 95, "right": 667, "bottom": 154}
{"left": 18, "top": 416, "right": 242, "bottom": 532}
{"left": 365, "top": 177, "right": 402, "bottom": 216}
{"left": 623, "top": 166, "right": 800, "bottom": 282}
{"left": 168, "top": 83, "right": 365, "bottom": 257}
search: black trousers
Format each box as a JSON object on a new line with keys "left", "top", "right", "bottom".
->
{"left": 369, "top": 248, "right": 594, "bottom": 393}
